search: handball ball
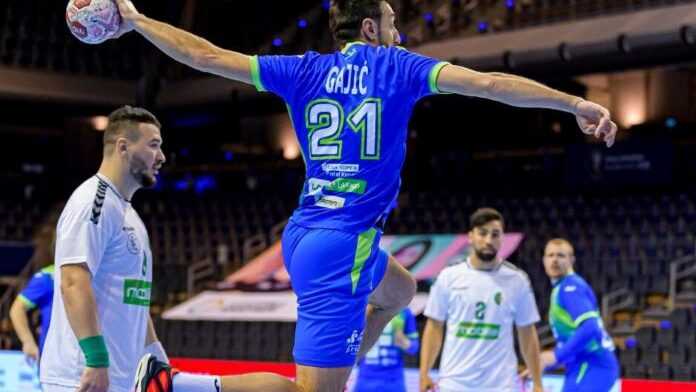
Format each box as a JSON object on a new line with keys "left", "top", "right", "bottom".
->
{"left": 66, "top": 0, "right": 121, "bottom": 44}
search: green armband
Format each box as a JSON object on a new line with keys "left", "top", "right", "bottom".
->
{"left": 79, "top": 335, "right": 110, "bottom": 368}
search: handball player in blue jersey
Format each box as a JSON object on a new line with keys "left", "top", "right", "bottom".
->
{"left": 112, "top": 1, "right": 618, "bottom": 391}
{"left": 538, "top": 239, "right": 619, "bottom": 392}
{"left": 10, "top": 264, "right": 55, "bottom": 363}
{"left": 354, "top": 308, "right": 419, "bottom": 392}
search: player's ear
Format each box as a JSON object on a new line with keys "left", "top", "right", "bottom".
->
{"left": 361, "top": 17, "right": 379, "bottom": 42}
{"left": 116, "top": 137, "right": 129, "bottom": 155}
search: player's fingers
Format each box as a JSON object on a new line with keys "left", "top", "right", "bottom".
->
{"left": 582, "top": 124, "right": 596, "bottom": 136}
{"left": 597, "top": 115, "right": 611, "bottom": 135}
{"left": 605, "top": 121, "right": 618, "bottom": 147}
{"left": 594, "top": 116, "right": 610, "bottom": 138}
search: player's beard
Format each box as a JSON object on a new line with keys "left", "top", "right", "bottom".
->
{"left": 130, "top": 154, "right": 157, "bottom": 188}
{"left": 474, "top": 247, "right": 497, "bottom": 263}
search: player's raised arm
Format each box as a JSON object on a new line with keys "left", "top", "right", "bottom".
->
{"left": 436, "top": 64, "right": 618, "bottom": 147}
{"left": 113, "top": 0, "right": 252, "bottom": 84}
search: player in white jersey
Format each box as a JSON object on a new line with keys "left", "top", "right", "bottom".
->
{"left": 40, "top": 106, "right": 167, "bottom": 392}
{"left": 419, "top": 208, "right": 543, "bottom": 392}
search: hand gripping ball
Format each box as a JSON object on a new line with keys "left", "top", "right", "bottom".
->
{"left": 66, "top": 0, "right": 121, "bottom": 44}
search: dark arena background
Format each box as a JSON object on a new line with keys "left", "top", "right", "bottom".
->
{"left": 1, "top": 0, "right": 696, "bottom": 391}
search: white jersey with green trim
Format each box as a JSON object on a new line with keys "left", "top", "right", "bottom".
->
{"left": 40, "top": 175, "right": 153, "bottom": 392}
{"left": 424, "top": 259, "right": 540, "bottom": 392}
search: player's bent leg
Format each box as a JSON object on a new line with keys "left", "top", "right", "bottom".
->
{"left": 359, "top": 255, "right": 416, "bottom": 357}
{"left": 221, "top": 363, "right": 353, "bottom": 392}
{"left": 134, "top": 353, "right": 304, "bottom": 392}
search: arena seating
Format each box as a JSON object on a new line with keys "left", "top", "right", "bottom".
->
{"left": 1, "top": 188, "right": 695, "bottom": 378}
{"left": 141, "top": 189, "right": 695, "bottom": 380}
{"left": 5, "top": 0, "right": 695, "bottom": 79}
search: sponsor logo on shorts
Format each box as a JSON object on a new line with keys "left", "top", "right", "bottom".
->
{"left": 316, "top": 195, "right": 345, "bottom": 209}
{"left": 123, "top": 279, "right": 151, "bottom": 307}
{"left": 456, "top": 321, "right": 500, "bottom": 340}
{"left": 346, "top": 329, "right": 364, "bottom": 355}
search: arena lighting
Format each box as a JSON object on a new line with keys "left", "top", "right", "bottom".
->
{"left": 297, "top": 19, "right": 308, "bottom": 29}
{"left": 272, "top": 38, "right": 283, "bottom": 47}
{"left": 622, "top": 107, "right": 645, "bottom": 127}
{"left": 91, "top": 116, "right": 108, "bottom": 131}
{"left": 478, "top": 21, "right": 488, "bottom": 33}
{"left": 506, "top": 0, "right": 515, "bottom": 9}
{"left": 423, "top": 12, "right": 434, "bottom": 23}
{"left": 283, "top": 143, "right": 301, "bottom": 160}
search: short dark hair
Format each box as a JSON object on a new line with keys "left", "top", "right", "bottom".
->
{"left": 329, "top": 0, "right": 383, "bottom": 46}
{"left": 470, "top": 207, "right": 504, "bottom": 230}
{"left": 103, "top": 106, "right": 161, "bottom": 152}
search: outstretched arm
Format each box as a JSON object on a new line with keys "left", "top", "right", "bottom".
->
{"left": 114, "top": 0, "right": 252, "bottom": 84}
{"left": 436, "top": 65, "right": 617, "bottom": 147}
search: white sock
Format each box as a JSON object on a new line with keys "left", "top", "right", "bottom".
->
{"left": 172, "top": 372, "right": 222, "bottom": 392}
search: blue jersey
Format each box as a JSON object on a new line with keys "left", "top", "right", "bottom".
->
{"left": 549, "top": 273, "right": 616, "bottom": 368}
{"left": 358, "top": 308, "right": 419, "bottom": 374}
{"left": 251, "top": 42, "right": 448, "bottom": 232}
{"left": 17, "top": 265, "right": 54, "bottom": 354}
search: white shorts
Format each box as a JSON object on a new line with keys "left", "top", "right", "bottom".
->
{"left": 41, "top": 384, "right": 77, "bottom": 392}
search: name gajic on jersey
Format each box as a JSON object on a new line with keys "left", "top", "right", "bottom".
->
{"left": 325, "top": 63, "right": 370, "bottom": 95}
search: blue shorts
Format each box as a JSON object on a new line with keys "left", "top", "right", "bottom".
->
{"left": 354, "top": 368, "right": 406, "bottom": 392}
{"left": 563, "top": 359, "right": 619, "bottom": 392}
{"left": 282, "top": 220, "right": 389, "bottom": 368}
{"left": 353, "top": 369, "right": 406, "bottom": 392}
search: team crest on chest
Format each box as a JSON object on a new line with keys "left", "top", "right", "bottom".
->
{"left": 494, "top": 291, "right": 503, "bottom": 306}
{"left": 126, "top": 230, "right": 140, "bottom": 254}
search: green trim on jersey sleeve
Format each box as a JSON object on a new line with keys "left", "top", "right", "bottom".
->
{"left": 576, "top": 361, "right": 589, "bottom": 384}
{"left": 250, "top": 56, "right": 266, "bottom": 92}
{"left": 17, "top": 294, "right": 36, "bottom": 309}
{"left": 574, "top": 310, "right": 600, "bottom": 327}
{"left": 550, "top": 287, "right": 575, "bottom": 329}
{"left": 341, "top": 41, "right": 367, "bottom": 54}
{"left": 351, "top": 228, "right": 378, "bottom": 294}
{"left": 40, "top": 265, "right": 55, "bottom": 275}
{"left": 429, "top": 61, "right": 450, "bottom": 94}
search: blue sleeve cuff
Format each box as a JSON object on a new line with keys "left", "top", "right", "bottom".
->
{"left": 17, "top": 294, "right": 36, "bottom": 309}
{"left": 554, "top": 318, "right": 602, "bottom": 364}
{"left": 404, "top": 339, "right": 420, "bottom": 355}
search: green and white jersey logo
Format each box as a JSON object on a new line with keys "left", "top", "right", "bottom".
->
{"left": 123, "top": 279, "right": 151, "bottom": 307}
{"left": 494, "top": 291, "right": 503, "bottom": 306}
{"left": 457, "top": 321, "right": 501, "bottom": 340}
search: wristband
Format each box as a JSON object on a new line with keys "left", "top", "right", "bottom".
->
{"left": 79, "top": 335, "right": 110, "bottom": 368}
